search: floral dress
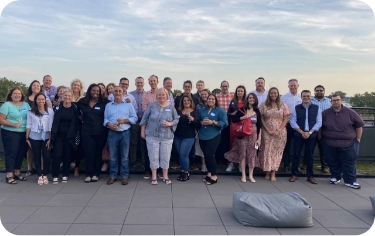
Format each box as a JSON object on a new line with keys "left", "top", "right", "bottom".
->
{"left": 259, "top": 102, "right": 291, "bottom": 171}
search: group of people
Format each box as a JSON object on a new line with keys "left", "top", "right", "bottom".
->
{"left": 0, "top": 75, "right": 364, "bottom": 189}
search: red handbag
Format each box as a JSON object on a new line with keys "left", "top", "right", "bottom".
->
{"left": 230, "top": 109, "right": 252, "bottom": 138}
{"left": 102, "top": 142, "right": 110, "bottom": 161}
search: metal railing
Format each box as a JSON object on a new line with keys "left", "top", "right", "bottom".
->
{"left": 351, "top": 107, "right": 375, "bottom": 127}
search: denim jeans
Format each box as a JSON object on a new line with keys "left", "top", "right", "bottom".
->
{"left": 292, "top": 131, "right": 317, "bottom": 178}
{"left": 107, "top": 130, "right": 130, "bottom": 178}
{"left": 174, "top": 136, "right": 195, "bottom": 172}
{"left": 1, "top": 129, "right": 27, "bottom": 172}
{"left": 322, "top": 139, "right": 359, "bottom": 184}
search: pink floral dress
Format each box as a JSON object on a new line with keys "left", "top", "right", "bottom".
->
{"left": 259, "top": 102, "right": 290, "bottom": 171}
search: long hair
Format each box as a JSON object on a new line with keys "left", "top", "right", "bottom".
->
{"left": 26, "top": 80, "right": 41, "bottom": 100}
{"left": 6, "top": 87, "right": 25, "bottom": 102}
{"left": 70, "top": 79, "right": 84, "bottom": 101}
{"left": 81, "top": 83, "right": 103, "bottom": 104}
{"left": 54, "top": 85, "right": 66, "bottom": 101}
{"left": 233, "top": 85, "right": 247, "bottom": 103}
{"left": 207, "top": 94, "right": 219, "bottom": 107}
{"left": 178, "top": 94, "right": 195, "bottom": 111}
{"left": 31, "top": 93, "right": 49, "bottom": 116}
{"left": 105, "top": 82, "right": 116, "bottom": 98}
{"left": 264, "top": 87, "right": 282, "bottom": 109}
{"left": 199, "top": 88, "right": 210, "bottom": 105}
{"left": 244, "top": 93, "right": 259, "bottom": 112}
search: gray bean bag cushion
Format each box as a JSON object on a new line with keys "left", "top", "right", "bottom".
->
{"left": 370, "top": 196, "right": 375, "bottom": 216}
{"left": 233, "top": 192, "right": 313, "bottom": 228}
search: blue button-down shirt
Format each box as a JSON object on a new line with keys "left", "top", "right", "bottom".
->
{"left": 103, "top": 100, "right": 137, "bottom": 131}
{"left": 290, "top": 103, "right": 322, "bottom": 132}
{"left": 311, "top": 96, "right": 331, "bottom": 111}
{"left": 129, "top": 89, "right": 146, "bottom": 119}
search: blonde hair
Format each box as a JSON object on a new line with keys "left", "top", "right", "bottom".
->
{"left": 156, "top": 88, "right": 169, "bottom": 99}
{"left": 70, "top": 79, "right": 84, "bottom": 102}
{"left": 264, "top": 87, "right": 282, "bottom": 109}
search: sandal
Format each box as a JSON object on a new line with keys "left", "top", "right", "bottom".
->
{"left": 164, "top": 179, "right": 172, "bottom": 185}
{"left": 6, "top": 176, "right": 17, "bottom": 184}
{"left": 38, "top": 176, "right": 43, "bottom": 185}
{"left": 177, "top": 173, "right": 185, "bottom": 181}
{"left": 151, "top": 179, "right": 158, "bottom": 185}
{"left": 43, "top": 176, "right": 49, "bottom": 185}
{"left": 205, "top": 177, "right": 218, "bottom": 185}
{"left": 14, "top": 174, "right": 27, "bottom": 181}
{"left": 203, "top": 176, "right": 211, "bottom": 182}
{"left": 26, "top": 168, "right": 35, "bottom": 177}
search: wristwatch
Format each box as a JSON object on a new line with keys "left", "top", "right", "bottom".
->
{"left": 309, "top": 131, "right": 313, "bottom": 135}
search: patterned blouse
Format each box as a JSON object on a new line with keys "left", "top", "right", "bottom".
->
{"left": 140, "top": 102, "right": 179, "bottom": 139}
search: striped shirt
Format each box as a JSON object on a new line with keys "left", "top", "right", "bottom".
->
{"left": 311, "top": 97, "right": 331, "bottom": 111}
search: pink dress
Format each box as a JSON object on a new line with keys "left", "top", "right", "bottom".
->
{"left": 259, "top": 102, "right": 291, "bottom": 172}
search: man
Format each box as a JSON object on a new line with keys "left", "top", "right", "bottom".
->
{"left": 311, "top": 85, "right": 331, "bottom": 173}
{"left": 173, "top": 80, "right": 200, "bottom": 169}
{"left": 280, "top": 79, "right": 302, "bottom": 172}
{"left": 215, "top": 81, "right": 235, "bottom": 171}
{"left": 108, "top": 78, "right": 138, "bottom": 113}
{"left": 141, "top": 75, "right": 162, "bottom": 179}
{"left": 174, "top": 80, "right": 200, "bottom": 111}
{"left": 129, "top": 77, "right": 147, "bottom": 170}
{"left": 104, "top": 86, "right": 137, "bottom": 185}
{"left": 163, "top": 77, "right": 174, "bottom": 106}
{"left": 249, "top": 77, "right": 268, "bottom": 106}
{"left": 320, "top": 94, "right": 364, "bottom": 189}
{"left": 289, "top": 90, "right": 321, "bottom": 184}
{"left": 41, "top": 75, "right": 57, "bottom": 102}
{"left": 193, "top": 80, "right": 205, "bottom": 101}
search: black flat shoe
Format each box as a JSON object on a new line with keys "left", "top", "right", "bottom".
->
{"left": 205, "top": 177, "right": 217, "bottom": 185}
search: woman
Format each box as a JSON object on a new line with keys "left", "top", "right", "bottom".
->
{"left": 104, "top": 83, "right": 116, "bottom": 99}
{"left": 228, "top": 85, "right": 246, "bottom": 147}
{"left": 198, "top": 94, "right": 228, "bottom": 185}
{"left": 174, "top": 95, "right": 200, "bottom": 181}
{"left": 24, "top": 80, "right": 53, "bottom": 176}
{"left": 51, "top": 89, "right": 81, "bottom": 184}
{"left": 140, "top": 88, "right": 179, "bottom": 185}
{"left": 259, "top": 87, "right": 290, "bottom": 182}
{"left": 0, "top": 87, "right": 30, "bottom": 184}
{"left": 98, "top": 83, "right": 106, "bottom": 97}
{"left": 195, "top": 89, "right": 210, "bottom": 172}
{"left": 76, "top": 84, "right": 109, "bottom": 183}
{"left": 70, "top": 79, "right": 84, "bottom": 177}
{"left": 224, "top": 93, "right": 262, "bottom": 183}
{"left": 26, "top": 93, "right": 54, "bottom": 185}
{"left": 52, "top": 86, "right": 66, "bottom": 108}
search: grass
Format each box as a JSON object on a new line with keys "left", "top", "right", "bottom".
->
{"left": 0, "top": 157, "right": 374, "bottom": 176}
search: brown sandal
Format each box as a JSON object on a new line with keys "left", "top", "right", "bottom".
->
{"left": 6, "top": 177, "right": 17, "bottom": 184}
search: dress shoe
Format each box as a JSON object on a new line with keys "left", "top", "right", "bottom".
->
{"left": 122, "top": 178, "right": 129, "bottom": 185}
{"left": 107, "top": 178, "right": 117, "bottom": 185}
{"left": 307, "top": 177, "right": 317, "bottom": 184}
{"left": 289, "top": 176, "right": 297, "bottom": 182}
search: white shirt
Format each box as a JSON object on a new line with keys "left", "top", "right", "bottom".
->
{"left": 281, "top": 92, "right": 302, "bottom": 120}
{"left": 26, "top": 108, "right": 54, "bottom": 133}
{"left": 249, "top": 89, "right": 268, "bottom": 106}
{"left": 108, "top": 93, "right": 138, "bottom": 113}
{"left": 167, "top": 91, "right": 174, "bottom": 106}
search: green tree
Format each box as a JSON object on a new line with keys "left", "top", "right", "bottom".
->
{"left": 172, "top": 89, "right": 182, "bottom": 98}
{"left": 211, "top": 88, "right": 221, "bottom": 94}
{"left": 0, "top": 77, "right": 28, "bottom": 100}
{"left": 327, "top": 90, "right": 347, "bottom": 99}
{"left": 350, "top": 92, "right": 375, "bottom": 107}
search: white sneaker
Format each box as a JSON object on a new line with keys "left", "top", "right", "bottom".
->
{"left": 329, "top": 178, "right": 340, "bottom": 184}
{"left": 226, "top": 163, "right": 234, "bottom": 172}
{"left": 53, "top": 178, "right": 58, "bottom": 184}
{"left": 345, "top": 182, "right": 361, "bottom": 189}
{"left": 62, "top": 176, "right": 68, "bottom": 183}
{"left": 201, "top": 164, "right": 207, "bottom": 172}
{"left": 70, "top": 162, "right": 76, "bottom": 169}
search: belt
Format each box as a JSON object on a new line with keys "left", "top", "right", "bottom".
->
{"left": 109, "top": 129, "right": 129, "bottom": 133}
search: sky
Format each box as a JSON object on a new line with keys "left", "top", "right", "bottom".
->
{"left": 0, "top": 0, "right": 374, "bottom": 96}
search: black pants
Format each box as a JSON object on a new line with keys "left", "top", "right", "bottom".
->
{"left": 292, "top": 132, "right": 317, "bottom": 178}
{"left": 216, "top": 126, "right": 230, "bottom": 164}
{"left": 82, "top": 134, "right": 107, "bottom": 177}
{"left": 199, "top": 134, "right": 221, "bottom": 176}
{"left": 52, "top": 137, "right": 73, "bottom": 177}
{"left": 282, "top": 123, "right": 294, "bottom": 168}
{"left": 70, "top": 142, "right": 83, "bottom": 168}
{"left": 29, "top": 138, "right": 51, "bottom": 176}
{"left": 1, "top": 129, "right": 27, "bottom": 172}
{"left": 316, "top": 137, "right": 328, "bottom": 169}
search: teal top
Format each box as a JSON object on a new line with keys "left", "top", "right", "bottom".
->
{"left": 0, "top": 101, "right": 30, "bottom": 132}
{"left": 198, "top": 106, "right": 228, "bottom": 140}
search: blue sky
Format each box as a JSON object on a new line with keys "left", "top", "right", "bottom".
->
{"left": 0, "top": 0, "right": 374, "bottom": 96}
